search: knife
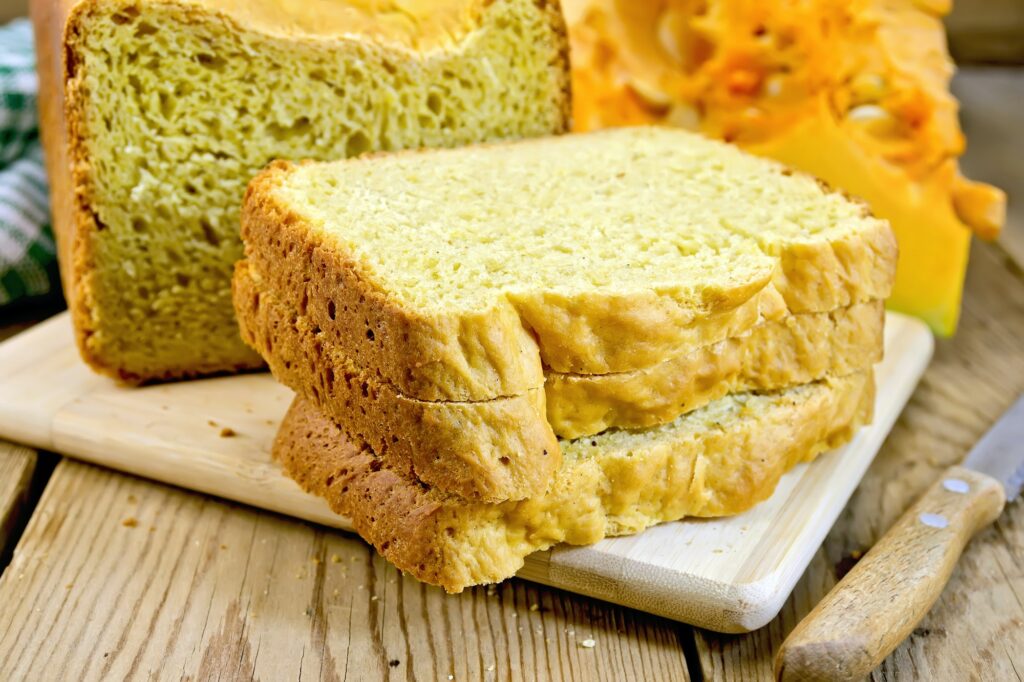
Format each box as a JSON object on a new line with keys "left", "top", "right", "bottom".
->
{"left": 776, "top": 394, "right": 1024, "bottom": 681}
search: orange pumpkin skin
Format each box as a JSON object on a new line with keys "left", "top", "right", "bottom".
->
{"left": 564, "top": 0, "right": 1005, "bottom": 334}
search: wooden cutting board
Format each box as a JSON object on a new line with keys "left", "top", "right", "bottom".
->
{"left": 0, "top": 311, "right": 932, "bottom": 632}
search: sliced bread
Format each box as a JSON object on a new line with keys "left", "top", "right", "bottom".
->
{"left": 236, "top": 260, "right": 882, "bottom": 501}
{"left": 33, "top": 0, "right": 570, "bottom": 383}
{"left": 240, "top": 126, "right": 896, "bottom": 403}
{"left": 234, "top": 262, "right": 560, "bottom": 503}
{"left": 274, "top": 372, "right": 875, "bottom": 592}
{"left": 547, "top": 300, "right": 884, "bottom": 437}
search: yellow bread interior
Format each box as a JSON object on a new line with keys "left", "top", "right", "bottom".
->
{"left": 275, "top": 371, "right": 875, "bottom": 592}
{"left": 271, "top": 127, "right": 886, "bottom": 313}
{"left": 61, "top": 0, "right": 568, "bottom": 381}
{"left": 563, "top": 0, "right": 1006, "bottom": 334}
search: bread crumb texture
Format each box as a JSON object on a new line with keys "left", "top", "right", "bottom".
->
{"left": 63, "top": 0, "right": 569, "bottom": 382}
{"left": 274, "top": 371, "right": 874, "bottom": 592}
{"left": 274, "top": 127, "right": 890, "bottom": 314}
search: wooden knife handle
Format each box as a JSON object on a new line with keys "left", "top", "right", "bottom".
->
{"left": 775, "top": 465, "right": 1005, "bottom": 681}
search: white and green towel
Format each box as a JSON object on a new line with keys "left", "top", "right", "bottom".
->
{"left": 0, "top": 18, "right": 57, "bottom": 307}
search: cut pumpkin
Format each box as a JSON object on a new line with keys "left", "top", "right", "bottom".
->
{"left": 564, "top": 0, "right": 1005, "bottom": 334}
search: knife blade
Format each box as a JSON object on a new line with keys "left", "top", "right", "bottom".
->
{"left": 963, "top": 395, "right": 1024, "bottom": 501}
{"left": 776, "top": 394, "right": 1022, "bottom": 681}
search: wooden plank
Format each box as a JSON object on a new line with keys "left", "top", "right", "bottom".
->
{"left": 694, "top": 237, "right": 1024, "bottom": 678}
{"left": 0, "top": 311, "right": 932, "bottom": 631}
{"left": 0, "top": 459, "right": 693, "bottom": 681}
{"left": 0, "top": 441, "right": 35, "bottom": 564}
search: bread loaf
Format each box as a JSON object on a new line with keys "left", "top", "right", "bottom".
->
{"left": 31, "top": 0, "right": 571, "bottom": 382}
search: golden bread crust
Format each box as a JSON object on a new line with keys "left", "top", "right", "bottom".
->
{"left": 273, "top": 397, "right": 453, "bottom": 588}
{"left": 546, "top": 300, "right": 884, "bottom": 437}
{"left": 234, "top": 262, "right": 561, "bottom": 502}
{"left": 274, "top": 372, "right": 875, "bottom": 592}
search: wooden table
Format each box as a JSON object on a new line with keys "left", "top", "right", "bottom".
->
{"left": 0, "top": 68, "right": 1022, "bottom": 680}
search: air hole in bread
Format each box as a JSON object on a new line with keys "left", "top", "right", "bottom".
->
{"left": 134, "top": 22, "right": 157, "bottom": 37}
{"left": 199, "top": 218, "right": 220, "bottom": 246}
{"left": 196, "top": 53, "right": 226, "bottom": 70}
{"left": 111, "top": 7, "right": 139, "bottom": 25}
{"left": 346, "top": 131, "right": 370, "bottom": 157}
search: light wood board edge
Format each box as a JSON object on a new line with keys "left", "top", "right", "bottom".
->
{"left": 0, "top": 314, "right": 95, "bottom": 450}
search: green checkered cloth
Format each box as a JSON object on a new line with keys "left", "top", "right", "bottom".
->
{"left": 0, "top": 18, "right": 57, "bottom": 307}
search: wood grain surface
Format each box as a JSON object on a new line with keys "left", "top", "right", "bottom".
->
{"left": 694, "top": 237, "right": 1024, "bottom": 679}
{"left": 0, "top": 442, "right": 35, "bottom": 563}
{"left": 0, "top": 459, "right": 692, "bottom": 681}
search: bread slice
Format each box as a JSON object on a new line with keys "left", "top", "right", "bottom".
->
{"left": 236, "top": 260, "right": 881, "bottom": 501}
{"left": 546, "top": 300, "right": 884, "bottom": 438}
{"left": 240, "top": 126, "right": 896, "bottom": 403}
{"left": 32, "top": 0, "right": 570, "bottom": 383}
{"left": 274, "top": 372, "right": 875, "bottom": 592}
{"left": 234, "top": 261, "right": 561, "bottom": 503}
